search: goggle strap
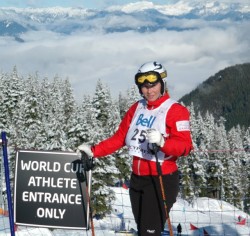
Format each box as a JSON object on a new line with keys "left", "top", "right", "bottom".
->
{"left": 160, "top": 71, "right": 167, "bottom": 78}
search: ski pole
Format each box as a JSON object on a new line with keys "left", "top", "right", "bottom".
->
{"left": 1, "top": 132, "right": 15, "bottom": 236}
{"left": 81, "top": 151, "right": 95, "bottom": 236}
{"left": 152, "top": 144, "right": 174, "bottom": 236}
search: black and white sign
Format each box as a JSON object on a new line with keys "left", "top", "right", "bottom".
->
{"left": 14, "top": 150, "right": 91, "bottom": 229}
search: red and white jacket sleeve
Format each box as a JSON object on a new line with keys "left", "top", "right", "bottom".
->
{"left": 161, "top": 103, "right": 193, "bottom": 158}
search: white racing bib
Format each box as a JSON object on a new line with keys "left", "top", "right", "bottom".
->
{"left": 125, "top": 98, "right": 176, "bottom": 162}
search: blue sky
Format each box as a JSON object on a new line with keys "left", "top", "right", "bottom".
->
{"left": 0, "top": 0, "right": 175, "bottom": 9}
{"left": 1, "top": 0, "right": 248, "bottom": 8}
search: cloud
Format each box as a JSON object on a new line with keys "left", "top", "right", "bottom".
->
{"left": 0, "top": 19, "right": 249, "bottom": 103}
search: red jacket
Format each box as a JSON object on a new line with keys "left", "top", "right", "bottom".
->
{"left": 92, "top": 93, "right": 193, "bottom": 176}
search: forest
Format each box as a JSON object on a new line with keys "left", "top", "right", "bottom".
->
{"left": 180, "top": 63, "right": 250, "bottom": 130}
{"left": 0, "top": 67, "right": 249, "bottom": 217}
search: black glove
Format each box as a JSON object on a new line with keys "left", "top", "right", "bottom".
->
{"left": 81, "top": 151, "right": 95, "bottom": 171}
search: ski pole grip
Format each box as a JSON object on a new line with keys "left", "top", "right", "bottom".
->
{"left": 152, "top": 143, "right": 160, "bottom": 153}
{"left": 80, "top": 151, "right": 94, "bottom": 171}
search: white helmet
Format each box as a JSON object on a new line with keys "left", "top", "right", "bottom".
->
{"left": 135, "top": 61, "right": 167, "bottom": 94}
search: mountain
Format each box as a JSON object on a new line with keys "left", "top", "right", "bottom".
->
{"left": 179, "top": 63, "right": 250, "bottom": 130}
{"left": 0, "top": 1, "right": 249, "bottom": 40}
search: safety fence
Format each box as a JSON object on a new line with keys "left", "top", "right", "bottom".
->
{"left": 1, "top": 186, "right": 249, "bottom": 235}
{"left": 1, "top": 137, "right": 250, "bottom": 235}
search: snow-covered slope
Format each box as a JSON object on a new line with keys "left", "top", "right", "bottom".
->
{"left": 1, "top": 187, "right": 249, "bottom": 235}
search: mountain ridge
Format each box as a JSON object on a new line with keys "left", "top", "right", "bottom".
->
{"left": 179, "top": 62, "right": 250, "bottom": 130}
{"left": 0, "top": 1, "right": 249, "bottom": 40}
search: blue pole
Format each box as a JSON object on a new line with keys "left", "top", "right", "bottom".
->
{"left": 1, "top": 131, "right": 15, "bottom": 236}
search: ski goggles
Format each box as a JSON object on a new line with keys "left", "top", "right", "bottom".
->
{"left": 135, "top": 71, "right": 161, "bottom": 86}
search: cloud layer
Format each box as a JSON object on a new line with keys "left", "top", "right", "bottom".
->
{"left": 0, "top": 11, "right": 249, "bottom": 102}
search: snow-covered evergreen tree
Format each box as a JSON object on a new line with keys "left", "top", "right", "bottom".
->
{"left": 203, "top": 114, "right": 224, "bottom": 199}
{"left": 90, "top": 80, "right": 120, "bottom": 217}
{"left": 14, "top": 74, "right": 45, "bottom": 149}
{"left": 213, "top": 118, "right": 231, "bottom": 201}
{"left": 242, "top": 127, "right": 250, "bottom": 213}
{"left": 189, "top": 110, "right": 210, "bottom": 198}
{"left": 0, "top": 66, "right": 24, "bottom": 137}
{"left": 227, "top": 125, "right": 246, "bottom": 209}
{"left": 60, "top": 78, "right": 76, "bottom": 132}
{"left": 0, "top": 72, "right": 7, "bottom": 130}
{"left": 118, "top": 84, "right": 140, "bottom": 118}
{"left": 178, "top": 155, "right": 194, "bottom": 203}
{"left": 186, "top": 104, "right": 206, "bottom": 198}
{"left": 92, "top": 79, "right": 111, "bottom": 131}
{"left": 43, "top": 76, "right": 67, "bottom": 150}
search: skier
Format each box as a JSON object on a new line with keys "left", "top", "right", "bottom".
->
{"left": 177, "top": 223, "right": 182, "bottom": 235}
{"left": 78, "top": 61, "right": 193, "bottom": 236}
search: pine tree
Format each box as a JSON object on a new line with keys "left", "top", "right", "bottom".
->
{"left": 187, "top": 104, "right": 206, "bottom": 198}
{"left": 242, "top": 127, "right": 250, "bottom": 213}
{"left": 178, "top": 156, "right": 194, "bottom": 203}
{"left": 43, "top": 76, "right": 67, "bottom": 150}
{"left": 192, "top": 111, "right": 211, "bottom": 197}
{"left": 227, "top": 125, "right": 246, "bottom": 209}
{"left": 0, "top": 72, "right": 7, "bottom": 130}
{"left": 0, "top": 67, "right": 25, "bottom": 177}
{"left": 118, "top": 84, "right": 140, "bottom": 118}
{"left": 14, "top": 74, "right": 45, "bottom": 149}
{"left": 60, "top": 78, "right": 76, "bottom": 130}
{"left": 92, "top": 79, "right": 111, "bottom": 130}
{"left": 204, "top": 113, "right": 223, "bottom": 199}
{"left": 118, "top": 92, "right": 127, "bottom": 119}
{"left": 0, "top": 66, "right": 24, "bottom": 137}
{"left": 90, "top": 80, "right": 119, "bottom": 217}
{"left": 124, "top": 85, "right": 141, "bottom": 112}
{"left": 59, "top": 78, "right": 78, "bottom": 150}
{"left": 214, "top": 118, "right": 232, "bottom": 202}
{"left": 66, "top": 103, "right": 85, "bottom": 150}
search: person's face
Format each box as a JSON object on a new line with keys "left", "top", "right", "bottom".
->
{"left": 141, "top": 82, "right": 161, "bottom": 101}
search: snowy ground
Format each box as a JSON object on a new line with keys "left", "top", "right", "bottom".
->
{"left": 1, "top": 187, "right": 250, "bottom": 235}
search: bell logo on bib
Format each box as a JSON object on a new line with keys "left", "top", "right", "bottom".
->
{"left": 136, "top": 114, "right": 156, "bottom": 128}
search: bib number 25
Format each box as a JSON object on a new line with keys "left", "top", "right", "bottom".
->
{"left": 131, "top": 129, "right": 146, "bottom": 143}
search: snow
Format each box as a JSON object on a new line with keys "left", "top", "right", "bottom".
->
{"left": 1, "top": 1, "right": 250, "bottom": 20}
{"left": 1, "top": 187, "right": 249, "bottom": 235}
{"left": 106, "top": 1, "right": 250, "bottom": 15}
